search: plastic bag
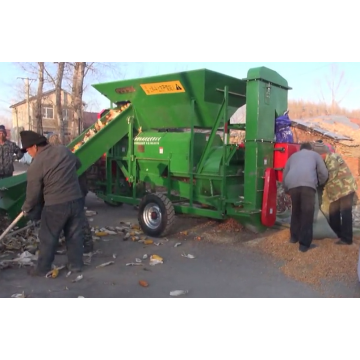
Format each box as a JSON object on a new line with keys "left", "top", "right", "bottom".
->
{"left": 313, "top": 190, "right": 338, "bottom": 240}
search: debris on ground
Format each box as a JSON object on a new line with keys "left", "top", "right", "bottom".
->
{"left": 96, "top": 261, "right": 115, "bottom": 269}
{"left": 0, "top": 250, "right": 38, "bottom": 269}
{"left": 86, "top": 211, "right": 97, "bottom": 217}
{"left": 251, "top": 229, "right": 360, "bottom": 288}
{"left": 149, "top": 255, "right": 164, "bottom": 266}
{"left": 213, "top": 219, "right": 244, "bottom": 233}
{"left": 11, "top": 292, "right": 26, "bottom": 298}
{"left": 72, "top": 274, "right": 84, "bottom": 283}
{"left": 181, "top": 253, "right": 196, "bottom": 259}
{"left": 0, "top": 222, "right": 40, "bottom": 255}
{"left": 139, "top": 280, "right": 149, "bottom": 288}
{"left": 46, "top": 268, "right": 60, "bottom": 279}
{"left": 126, "top": 263, "right": 143, "bottom": 267}
{"left": 170, "top": 290, "right": 189, "bottom": 297}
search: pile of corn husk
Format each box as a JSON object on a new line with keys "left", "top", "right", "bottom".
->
{"left": 0, "top": 220, "right": 41, "bottom": 269}
{"left": 251, "top": 229, "right": 360, "bottom": 288}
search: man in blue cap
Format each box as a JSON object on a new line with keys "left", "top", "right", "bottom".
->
{"left": 20, "top": 130, "right": 85, "bottom": 276}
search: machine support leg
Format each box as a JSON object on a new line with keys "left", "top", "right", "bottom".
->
{"left": 189, "top": 99, "right": 196, "bottom": 207}
{"left": 221, "top": 86, "right": 229, "bottom": 213}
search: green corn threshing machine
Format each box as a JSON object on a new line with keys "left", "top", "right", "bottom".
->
{"left": 0, "top": 66, "right": 291, "bottom": 237}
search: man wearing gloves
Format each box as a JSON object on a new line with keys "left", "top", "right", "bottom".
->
{"left": 20, "top": 130, "right": 85, "bottom": 276}
{"left": 283, "top": 142, "right": 329, "bottom": 253}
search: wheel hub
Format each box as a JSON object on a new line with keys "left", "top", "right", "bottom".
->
{"left": 143, "top": 203, "right": 162, "bottom": 230}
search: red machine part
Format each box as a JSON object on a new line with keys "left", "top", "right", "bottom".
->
{"left": 273, "top": 143, "right": 300, "bottom": 182}
{"left": 98, "top": 109, "right": 110, "bottom": 119}
{"left": 261, "top": 168, "right": 277, "bottom": 227}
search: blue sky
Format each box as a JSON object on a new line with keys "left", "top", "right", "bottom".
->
{"left": 0, "top": 62, "right": 359, "bottom": 122}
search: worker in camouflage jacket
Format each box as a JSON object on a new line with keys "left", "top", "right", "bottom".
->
{"left": 48, "top": 134, "right": 94, "bottom": 254}
{"left": 321, "top": 150, "right": 358, "bottom": 245}
{"left": 0, "top": 125, "right": 24, "bottom": 179}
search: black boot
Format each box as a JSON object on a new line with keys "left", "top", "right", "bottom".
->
{"left": 299, "top": 244, "right": 317, "bottom": 253}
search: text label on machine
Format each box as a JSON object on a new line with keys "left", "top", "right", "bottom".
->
{"left": 140, "top": 81, "right": 185, "bottom": 95}
{"left": 134, "top": 136, "right": 162, "bottom": 145}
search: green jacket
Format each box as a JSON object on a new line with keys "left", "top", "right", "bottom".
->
{"left": 324, "top": 153, "right": 357, "bottom": 202}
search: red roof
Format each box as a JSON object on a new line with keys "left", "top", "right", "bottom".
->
{"left": 350, "top": 118, "right": 360, "bottom": 126}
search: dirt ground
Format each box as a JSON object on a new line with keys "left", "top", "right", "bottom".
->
{"left": 1, "top": 189, "right": 360, "bottom": 298}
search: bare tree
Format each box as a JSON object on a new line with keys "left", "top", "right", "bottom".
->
{"left": 70, "top": 62, "right": 86, "bottom": 137}
{"left": 11, "top": 62, "right": 125, "bottom": 140}
{"left": 316, "top": 63, "right": 353, "bottom": 114}
{"left": 54, "top": 63, "right": 65, "bottom": 143}
{"left": 34, "top": 62, "right": 45, "bottom": 134}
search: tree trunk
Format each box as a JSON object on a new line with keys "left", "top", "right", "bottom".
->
{"left": 71, "top": 62, "right": 86, "bottom": 138}
{"left": 55, "top": 62, "right": 65, "bottom": 144}
{"left": 35, "top": 62, "right": 44, "bottom": 134}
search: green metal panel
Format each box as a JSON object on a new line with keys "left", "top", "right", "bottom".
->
{"left": 133, "top": 131, "right": 207, "bottom": 176}
{"left": 0, "top": 174, "right": 27, "bottom": 226}
{"left": 92, "top": 69, "right": 247, "bottom": 130}
{"left": 242, "top": 67, "right": 290, "bottom": 231}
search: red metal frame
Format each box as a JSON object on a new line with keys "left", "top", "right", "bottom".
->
{"left": 261, "top": 168, "right": 277, "bottom": 227}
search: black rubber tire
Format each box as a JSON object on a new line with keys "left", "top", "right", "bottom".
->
{"left": 138, "top": 193, "right": 175, "bottom": 238}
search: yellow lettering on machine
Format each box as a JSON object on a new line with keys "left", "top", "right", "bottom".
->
{"left": 140, "top": 81, "right": 185, "bottom": 95}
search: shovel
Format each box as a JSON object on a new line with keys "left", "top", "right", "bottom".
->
{"left": 0, "top": 212, "right": 24, "bottom": 243}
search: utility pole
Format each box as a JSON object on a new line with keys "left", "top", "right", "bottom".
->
{"left": 17, "top": 77, "right": 36, "bottom": 131}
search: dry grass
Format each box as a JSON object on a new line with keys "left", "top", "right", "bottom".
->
{"left": 250, "top": 229, "right": 360, "bottom": 288}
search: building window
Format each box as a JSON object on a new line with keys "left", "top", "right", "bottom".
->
{"left": 43, "top": 106, "right": 54, "bottom": 119}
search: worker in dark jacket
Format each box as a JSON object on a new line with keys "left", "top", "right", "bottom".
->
{"left": 48, "top": 134, "right": 94, "bottom": 254}
{"left": 0, "top": 125, "right": 24, "bottom": 179}
{"left": 20, "top": 130, "right": 85, "bottom": 276}
{"left": 283, "top": 142, "right": 329, "bottom": 252}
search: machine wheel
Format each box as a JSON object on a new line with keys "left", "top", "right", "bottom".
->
{"left": 138, "top": 193, "right": 175, "bottom": 238}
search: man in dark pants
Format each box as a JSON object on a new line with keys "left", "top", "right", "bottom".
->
{"left": 20, "top": 130, "right": 85, "bottom": 276}
{"left": 48, "top": 134, "right": 94, "bottom": 254}
{"left": 321, "top": 152, "right": 357, "bottom": 245}
{"left": 0, "top": 125, "right": 23, "bottom": 179}
{"left": 283, "top": 143, "right": 329, "bottom": 252}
